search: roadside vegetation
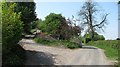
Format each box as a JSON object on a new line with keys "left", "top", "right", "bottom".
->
{"left": 2, "top": 2, "right": 25, "bottom": 66}
{"left": 83, "top": 32, "right": 105, "bottom": 43}
{"left": 2, "top": 0, "right": 118, "bottom": 66}
{"left": 31, "top": 0, "right": 109, "bottom": 50}
{"left": 87, "top": 40, "right": 118, "bottom": 61}
{"left": 34, "top": 37, "right": 81, "bottom": 49}
{"left": 2, "top": 1, "right": 36, "bottom": 66}
{"left": 33, "top": 13, "right": 82, "bottom": 49}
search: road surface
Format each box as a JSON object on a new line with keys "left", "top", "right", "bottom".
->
{"left": 19, "top": 39, "right": 113, "bottom": 65}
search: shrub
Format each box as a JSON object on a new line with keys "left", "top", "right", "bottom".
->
{"left": 30, "top": 29, "right": 36, "bottom": 34}
{"left": 2, "top": 2, "right": 25, "bottom": 65}
{"left": 34, "top": 37, "right": 80, "bottom": 49}
{"left": 83, "top": 32, "right": 105, "bottom": 43}
{"left": 34, "top": 37, "right": 51, "bottom": 44}
{"left": 66, "top": 42, "right": 80, "bottom": 49}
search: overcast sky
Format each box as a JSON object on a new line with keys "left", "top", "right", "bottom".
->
{"left": 34, "top": 0, "right": 118, "bottom": 40}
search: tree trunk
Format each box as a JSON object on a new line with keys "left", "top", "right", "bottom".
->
{"left": 91, "top": 28, "right": 94, "bottom": 40}
{"left": 88, "top": 4, "right": 94, "bottom": 40}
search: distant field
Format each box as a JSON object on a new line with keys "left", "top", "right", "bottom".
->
{"left": 87, "top": 40, "right": 118, "bottom": 61}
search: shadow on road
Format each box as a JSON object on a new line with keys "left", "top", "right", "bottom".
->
{"left": 82, "top": 46, "right": 98, "bottom": 49}
{"left": 25, "top": 50, "right": 55, "bottom": 65}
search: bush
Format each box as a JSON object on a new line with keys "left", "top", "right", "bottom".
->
{"left": 66, "top": 42, "right": 80, "bottom": 49}
{"left": 2, "top": 3, "right": 25, "bottom": 65}
{"left": 93, "top": 35, "right": 105, "bottom": 41}
{"left": 2, "top": 2, "right": 23, "bottom": 52}
{"left": 38, "top": 13, "right": 65, "bottom": 36}
{"left": 34, "top": 37, "right": 80, "bottom": 49}
{"left": 30, "top": 29, "right": 36, "bottom": 34}
{"left": 83, "top": 32, "right": 105, "bottom": 43}
{"left": 38, "top": 13, "right": 81, "bottom": 40}
{"left": 34, "top": 37, "right": 51, "bottom": 44}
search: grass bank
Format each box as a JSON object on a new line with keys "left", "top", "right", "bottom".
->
{"left": 34, "top": 37, "right": 81, "bottom": 49}
{"left": 87, "top": 40, "right": 118, "bottom": 61}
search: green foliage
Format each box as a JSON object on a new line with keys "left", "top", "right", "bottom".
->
{"left": 87, "top": 40, "right": 118, "bottom": 60}
{"left": 39, "top": 13, "right": 81, "bottom": 40}
{"left": 66, "top": 42, "right": 80, "bottom": 49}
{"left": 2, "top": 2, "right": 23, "bottom": 51}
{"left": 39, "top": 13, "right": 65, "bottom": 34}
{"left": 34, "top": 37, "right": 51, "bottom": 44}
{"left": 31, "top": 19, "right": 42, "bottom": 29}
{"left": 36, "top": 19, "right": 43, "bottom": 29}
{"left": 34, "top": 37, "right": 80, "bottom": 49}
{"left": 14, "top": 2, "right": 36, "bottom": 34}
{"left": 2, "top": 2, "right": 25, "bottom": 65}
{"left": 30, "top": 29, "right": 36, "bottom": 33}
{"left": 83, "top": 32, "right": 105, "bottom": 43}
{"left": 39, "top": 13, "right": 70, "bottom": 39}
{"left": 93, "top": 35, "right": 105, "bottom": 41}
{"left": 0, "top": 2, "right": 1, "bottom": 22}
{"left": 0, "top": 2, "right": 1, "bottom": 53}
{"left": 30, "top": 19, "right": 43, "bottom": 34}
{"left": 31, "top": 21, "right": 37, "bottom": 29}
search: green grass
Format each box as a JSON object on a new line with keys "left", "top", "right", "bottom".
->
{"left": 34, "top": 37, "right": 81, "bottom": 49}
{"left": 87, "top": 40, "right": 118, "bottom": 60}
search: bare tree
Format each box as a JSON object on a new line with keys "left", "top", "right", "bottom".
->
{"left": 78, "top": 0, "right": 108, "bottom": 40}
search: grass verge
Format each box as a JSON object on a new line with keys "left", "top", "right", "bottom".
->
{"left": 87, "top": 40, "right": 118, "bottom": 61}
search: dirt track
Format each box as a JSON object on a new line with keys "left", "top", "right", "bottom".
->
{"left": 19, "top": 39, "right": 113, "bottom": 65}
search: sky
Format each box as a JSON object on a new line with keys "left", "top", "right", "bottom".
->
{"left": 34, "top": 1, "right": 118, "bottom": 40}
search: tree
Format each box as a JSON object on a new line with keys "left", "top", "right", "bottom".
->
{"left": 14, "top": 1, "right": 37, "bottom": 34}
{"left": 83, "top": 32, "right": 105, "bottom": 43}
{"left": 30, "top": 18, "right": 39, "bottom": 29}
{"left": 78, "top": 0, "right": 108, "bottom": 40}
{"left": 66, "top": 16, "right": 82, "bottom": 37}
{"left": 2, "top": 2, "right": 25, "bottom": 65}
{"left": 39, "top": 13, "right": 82, "bottom": 40}
{"left": 32, "top": 18, "right": 42, "bottom": 29}
{"left": 39, "top": 13, "right": 68, "bottom": 39}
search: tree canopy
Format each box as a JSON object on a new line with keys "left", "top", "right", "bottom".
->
{"left": 14, "top": 2, "right": 37, "bottom": 34}
{"left": 38, "top": 13, "right": 82, "bottom": 40}
{"left": 39, "top": 13, "right": 66, "bottom": 39}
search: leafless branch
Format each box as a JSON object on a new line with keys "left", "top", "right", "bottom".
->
{"left": 93, "top": 14, "right": 109, "bottom": 27}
